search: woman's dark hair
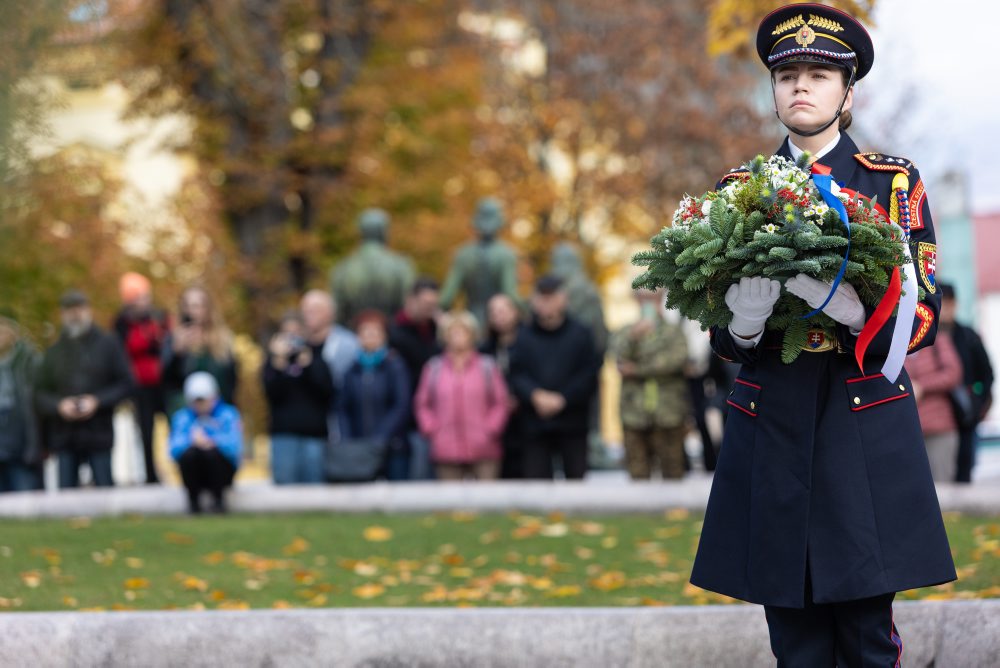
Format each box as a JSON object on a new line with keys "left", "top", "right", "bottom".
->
{"left": 353, "top": 309, "right": 388, "bottom": 333}
{"left": 839, "top": 67, "right": 854, "bottom": 131}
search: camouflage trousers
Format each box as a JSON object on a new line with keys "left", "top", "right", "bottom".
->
{"left": 622, "top": 426, "right": 687, "bottom": 480}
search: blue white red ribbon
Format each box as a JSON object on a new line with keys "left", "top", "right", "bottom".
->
{"left": 801, "top": 162, "right": 851, "bottom": 318}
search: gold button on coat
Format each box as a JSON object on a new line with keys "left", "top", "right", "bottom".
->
{"left": 854, "top": 397, "right": 861, "bottom": 405}
{"left": 750, "top": 402, "right": 756, "bottom": 410}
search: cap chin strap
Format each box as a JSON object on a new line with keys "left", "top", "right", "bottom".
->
{"left": 773, "top": 66, "right": 856, "bottom": 138}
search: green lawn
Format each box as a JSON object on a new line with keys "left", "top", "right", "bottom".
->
{"left": 1, "top": 510, "right": 997, "bottom": 611}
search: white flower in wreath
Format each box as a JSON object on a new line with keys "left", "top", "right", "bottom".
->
{"left": 805, "top": 203, "right": 830, "bottom": 219}
{"left": 763, "top": 223, "right": 779, "bottom": 234}
{"left": 702, "top": 199, "right": 713, "bottom": 217}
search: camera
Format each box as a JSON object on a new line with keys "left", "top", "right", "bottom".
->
{"left": 286, "top": 335, "right": 307, "bottom": 357}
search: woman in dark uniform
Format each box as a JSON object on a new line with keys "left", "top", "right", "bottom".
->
{"left": 689, "top": 4, "right": 956, "bottom": 666}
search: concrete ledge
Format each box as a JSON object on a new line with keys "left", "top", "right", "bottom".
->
{"left": 1, "top": 479, "right": 999, "bottom": 518}
{"left": 1, "top": 601, "right": 997, "bottom": 667}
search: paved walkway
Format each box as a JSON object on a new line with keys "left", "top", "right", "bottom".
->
{"left": 2, "top": 601, "right": 998, "bottom": 667}
{"left": 2, "top": 472, "right": 998, "bottom": 518}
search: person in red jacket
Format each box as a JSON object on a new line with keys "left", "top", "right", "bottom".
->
{"left": 113, "top": 272, "right": 169, "bottom": 484}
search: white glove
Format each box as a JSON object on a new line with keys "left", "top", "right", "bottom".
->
{"left": 785, "top": 274, "right": 866, "bottom": 332}
{"left": 725, "top": 277, "right": 782, "bottom": 339}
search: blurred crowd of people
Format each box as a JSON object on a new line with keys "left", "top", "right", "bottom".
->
{"left": 0, "top": 240, "right": 994, "bottom": 510}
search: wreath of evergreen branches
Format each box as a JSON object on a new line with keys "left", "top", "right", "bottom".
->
{"left": 632, "top": 154, "right": 914, "bottom": 363}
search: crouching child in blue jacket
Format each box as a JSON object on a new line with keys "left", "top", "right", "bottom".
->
{"left": 169, "top": 372, "right": 242, "bottom": 513}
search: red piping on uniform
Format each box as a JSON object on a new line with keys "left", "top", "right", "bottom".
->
{"left": 727, "top": 400, "right": 757, "bottom": 417}
{"left": 734, "top": 378, "right": 762, "bottom": 390}
{"left": 850, "top": 393, "right": 909, "bottom": 411}
{"left": 845, "top": 373, "right": 886, "bottom": 384}
{"left": 890, "top": 607, "right": 903, "bottom": 667}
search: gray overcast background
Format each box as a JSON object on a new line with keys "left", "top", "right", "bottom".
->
{"left": 857, "top": 0, "right": 999, "bottom": 214}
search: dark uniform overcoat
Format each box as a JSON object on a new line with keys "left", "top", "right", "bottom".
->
{"left": 690, "top": 133, "right": 957, "bottom": 608}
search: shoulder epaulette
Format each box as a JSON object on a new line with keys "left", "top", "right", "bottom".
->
{"left": 853, "top": 152, "right": 912, "bottom": 175}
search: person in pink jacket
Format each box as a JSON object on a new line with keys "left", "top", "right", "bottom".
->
{"left": 414, "top": 311, "right": 510, "bottom": 480}
{"left": 904, "top": 332, "right": 964, "bottom": 482}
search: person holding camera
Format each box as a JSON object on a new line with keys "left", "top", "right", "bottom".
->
{"left": 161, "top": 286, "right": 237, "bottom": 416}
{"left": 262, "top": 311, "right": 335, "bottom": 484}
{"left": 35, "top": 290, "right": 134, "bottom": 488}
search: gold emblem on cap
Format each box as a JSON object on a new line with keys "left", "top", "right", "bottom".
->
{"left": 795, "top": 25, "right": 817, "bottom": 47}
{"left": 773, "top": 13, "right": 845, "bottom": 37}
{"left": 772, "top": 14, "right": 805, "bottom": 36}
{"left": 808, "top": 15, "right": 845, "bottom": 33}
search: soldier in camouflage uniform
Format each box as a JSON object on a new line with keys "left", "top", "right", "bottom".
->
{"left": 330, "top": 209, "right": 416, "bottom": 327}
{"left": 610, "top": 289, "right": 689, "bottom": 479}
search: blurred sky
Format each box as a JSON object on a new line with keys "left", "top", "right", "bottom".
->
{"left": 861, "top": 0, "right": 1000, "bottom": 213}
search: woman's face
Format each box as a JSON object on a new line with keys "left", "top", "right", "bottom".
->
{"left": 182, "top": 289, "right": 210, "bottom": 326}
{"left": 487, "top": 295, "right": 519, "bottom": 334}
{"left": 0, "top": 323, "right": 16, "bottom": 355}
{"left": 772, "top": 63, "right": 852, "bottom": 134}
{"left": 445, "top": 323, "right": 475, "bottom": 353}
{"left": 357, "top": 321, "right": 386, "bottom": 352}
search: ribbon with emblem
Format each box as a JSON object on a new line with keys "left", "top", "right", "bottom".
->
{"left": 854, "top": 173, "right": 915, "bottom": 381}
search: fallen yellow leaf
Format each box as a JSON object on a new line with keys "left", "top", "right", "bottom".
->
{"left": 540, "top": 523, "right": 569, "bottom": 537}
{"left": 164, "top": 532, "right": 195, "bottom": 545}
{"left": 125, "top": 558, "right": 144, "bottom": 569}
{"left": 201, "top": 551, "right": 226, "bottom": 565}
{"left": 216, "top": 600, "right": 250, "bottom": 610}
{"left": 665, "top": 508, "right": 690, "bottom": 521}
{"left": 210, "top": 590, "right": 227, "bottom": 601}
{"left": 421, "top": 586, "right": 449, "bottom": 602}
{"left": 282, "top": 537, "right": 310, "bottom": 555}
{"left": 20, "top": 571, "right": 42, "bottom": 588}
{"left": 352, "top": 583, "right": 385, "bottom": 599}
{"left": 589, "top": 571, "right": 626, "bottom": 592}
{"left": 363, "top": 526, "right": 393, "bottom": 542}
{"left": 575, "top": 522, "right": 605, "bottom": 536}
{"left": 293, "top": 570, "right": 316, "bottom": 585}
{"left": 182, "top": 576, "right": 208, "bottom": 592}
{"left": 124, "top": 577, "right": 150, "bottom": 590}
{"left": 272, "top": 600, "right": 293, "bottom": 609}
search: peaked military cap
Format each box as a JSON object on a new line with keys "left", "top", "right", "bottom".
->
{"left": 757, "top": 3, "right": 874, "bottom": 80}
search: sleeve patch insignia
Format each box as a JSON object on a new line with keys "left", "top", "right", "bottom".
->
{"left": 909, "top": 180, "right": 926, "bottom": 230}
{"left": 853, "top": 153, "right": 911, "bottom": 175}
{"left": 909, "top": 303, "right": 934, "bottom": 350}
{"left": 917, "top": 242, "right": 937, "bottom": 294}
